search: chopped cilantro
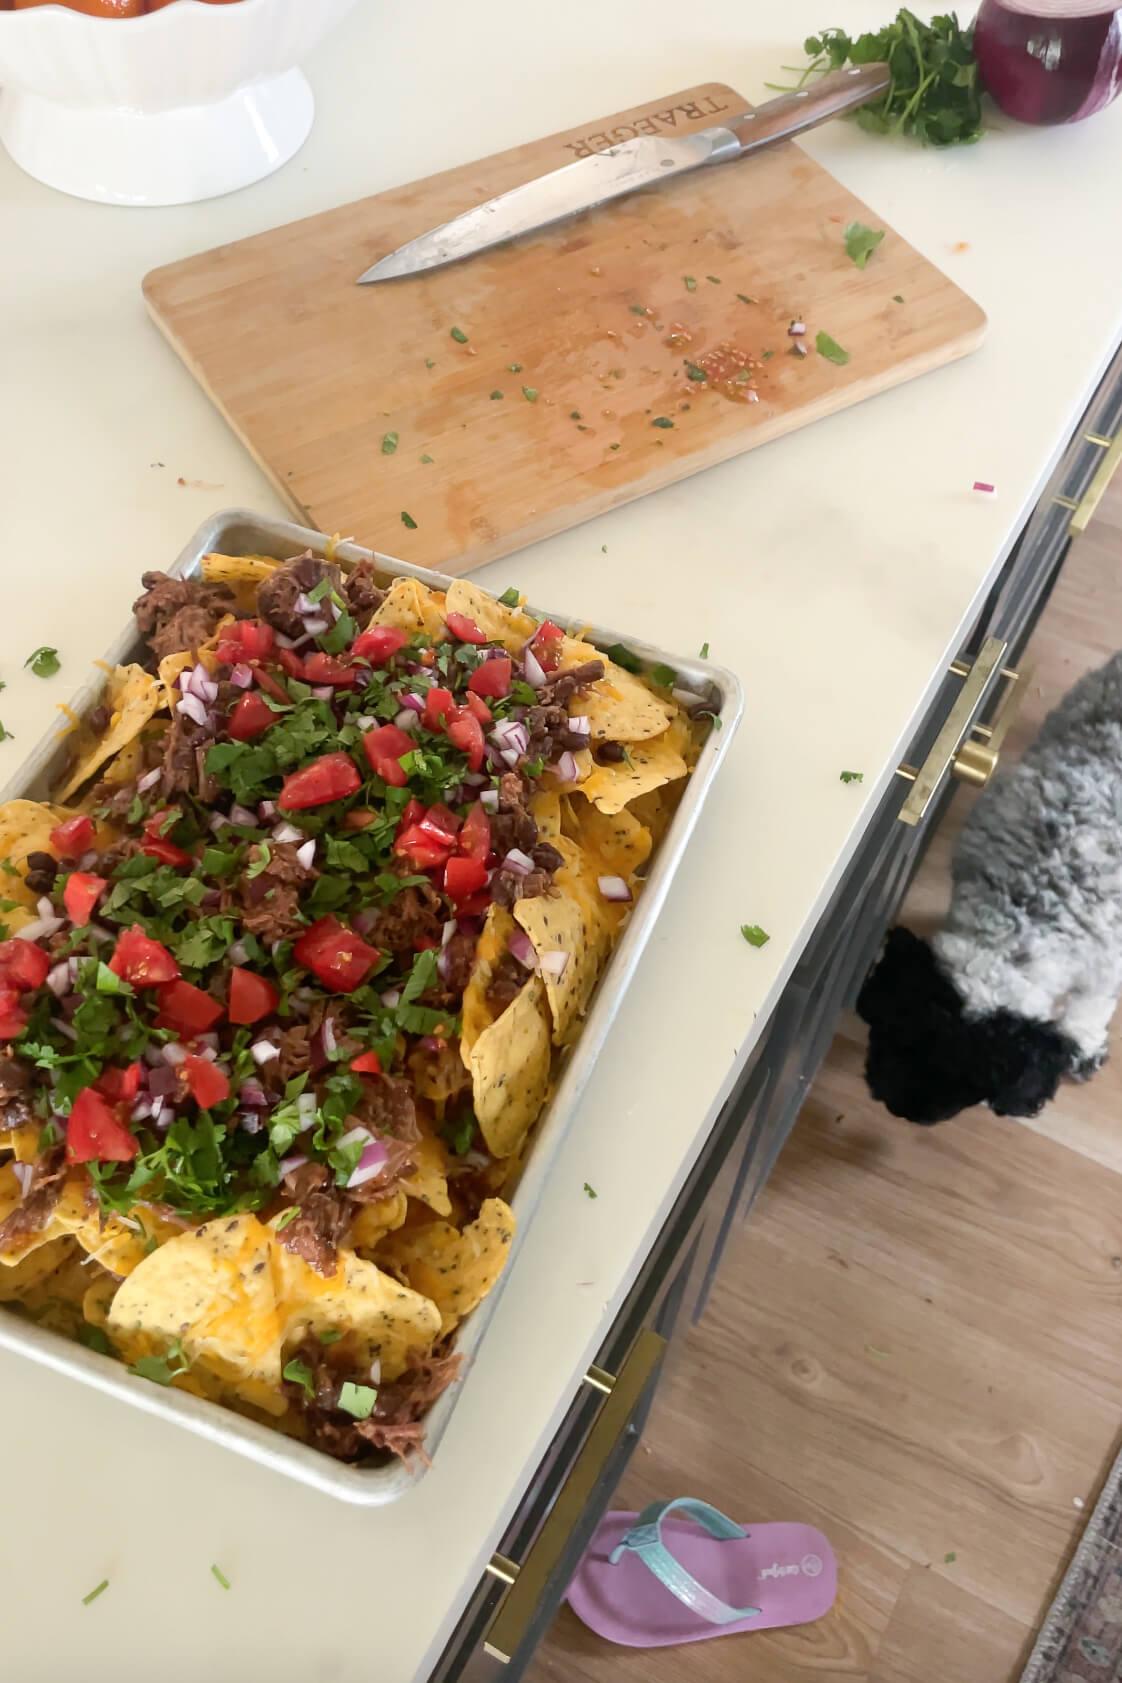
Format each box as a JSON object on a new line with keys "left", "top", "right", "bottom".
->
{"left": 442, "top": 1109, "right": 476, "bottom": 1156}
{"left": 740, "top": 924, "right": 770, "bottom": 948}
{"left": 570, "top": 410, "right": 581, "bottom": 420}
{"left": 508, "top": 363, "right": 522, "bottom": 372}
{"left": 522, "top": 386, "right": 538, "bottom": 403}
{"left": 609, "top": 442, "right": 620, "bottom": 450}
{"left": 816, "top": 331, "right": 850, "bottom": 366}
{"left": 283, "top": 1357, "right": 315, "bottom": 1397}
{"left": 82, "top": 1580, "right": 109, "bottom": 1607}
{"left": 401, "top": 511, "right": 418, "bottom": 530}
{"left": 425, "top": 358, "right": 435, "bottom": 369}
{"left": 319, "top": 1328, "right": 343, "bottom": 1345}
{"left": 497, "top": 587, "right": 520, "bottom": 608}
{"left": 274, "top": 1205, "right": 301, "bottom": 1233}
{"left": 78, "top": 1324, "right": 113, "bottom": 1356}
{"left": 490, "top": 389, "right": 504, "bottom": 400}
{"left": 944, "top": 1552, "right": 956, "bottom": 1564}
{"left": 893, "top": 294, "right": 904, "bottom": 304}
{"left": 699, "top": 640, "right": 709, "bottom": 658}
{"left": 843, "top": 221, "right": 885, "bottom": 270}
{"left": 604, "top": 642, "right": 642, "bottom": 674}
{"left": 450, "top": 326, "right": 469, "bottom": 343}
{"left": 211, "top": 1565, "right": 231, "bottom": 1591}
{"left": 706, "top": 274, "right": 721, "bottom": 284}
{"left": 25, "top": 645, "right": 60, "bottom": 678}
{"left": 650, "top": 663, "right": 677, "bottom": 688}
{"left": 381, "top": 431, "right": 399, "bottom": 454}
{"left": 0, "top": 721, "right": 11, "bottom": 743}
{"left": 684, "top": 275, "right": 697, "bottom": 290}
{"left": 94, "top": 961, "right": 129, "bottom": 995}
{"left": 651, "top": 416, "right": 674, "bottom": 429}
{"left": 421, "top": 453, "right": 434, "bottom": 464}
{"left": 245, "top": 843, "right": 272, "bottom": 880}
{"left": 737, "top": 293, "right": 756, "bottom": 305}
{"left": 761, "top": 349, "right": 774, "bottom": 360}
{"left": 130, "top": 1336, "right": 189, "bottom": 1386}
{"left": 583, "top": 1182, "right": 597, "bottom": 1199}
{"left": 337, "top": 1381, "right": 378, "bottom": 1420}
{"left": 840, "top": 770, "right": 864, "bottom": 784}
{"left": 629, "top": 304, "right": 647, "bottom": 316}
{"left": 319, "top": 612, "right": 356, "bottom": 655}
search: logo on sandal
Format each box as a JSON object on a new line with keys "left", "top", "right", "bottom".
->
{"left": 801, "top": 1553, "right": 824, "bottom": 1578}
{"left": 759, "top": 1554, "right": 823, "bottom": 1580}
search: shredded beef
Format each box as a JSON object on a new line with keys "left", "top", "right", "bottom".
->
{"left": 256, "top": 553, "right": 342, "bottom": 639}
{"left": 0, "top": 1147, "right": 66, "bottom": 1255}
{"left": 438, "top": 931, "right": 476, "bottom": 995}
{"left": 354, "top": 1076, "right": 418, "bottom": 1144}
{"left": 0, "top": 1056, "right": 30, "bottom": 1098}
{"left": 88, "top": 779, "right": 139, "bottom": 822}
{"left": 23, "top": 852, "right": 58, "bottom": 896}
{"left": 364, "top": 882, "right": 444, "bottom": 957}
{"left": 491, "top": 866, "right": 550, "bottom": 909}
{"left": 237, "top": 842, "right": 312, "bottom": 943}
{"left": 133, "top": 571, "right": 235, "bottom": 660}
{"left": 342, "top": 560, "right": 386, "bottom": 626}
{"left": 160, "top": 712, "right": 214, "bottom": 799}
{"left": 489, "top": 772, "right": 538, "bottom": 858}
{"left": 277, "top": 1163, "right": 351, "bottom": 1277}
{"left": 537, "top": 659, "right": 605, "bottom": 706}
{"left": 487, "top": 950, "right": 528, "bottom": 1005}
{"left": 531, "top": 842, "right": 564, "bottom": 874}
{"left": 286, "top": 1341, "right": 462, "bottom": 1462}
{"left": 525, "top": 702, "right": 592, "bottom": 764}
{"left": 86, "top": 704, "right": 111, "bottom": 736}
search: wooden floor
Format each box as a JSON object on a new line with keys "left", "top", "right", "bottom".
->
{"left": 529, "top": 480, "right": 1122, "bottom": 1682}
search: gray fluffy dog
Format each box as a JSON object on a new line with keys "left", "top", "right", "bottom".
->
{"left": 858, "top": 651, "right": 1122, "bottom": 1124}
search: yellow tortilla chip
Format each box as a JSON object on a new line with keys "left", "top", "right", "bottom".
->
{"left": 512, "top": 848, "right": 612, "bottom": 1044}
{"left": 571, "top": 659, "right": 675, "bottom": 744}
{"left": 57, "top": 664, "right": 163, "bottom": 801}
{"left": 379, "top": 1199, "right": 515, "bottom": 1335}
{"left": 577, "top": 726, "right": 688, "bottom": 816}
{"left": 95, "top": 732, "right": 148, "bottom": 787}
{"left": 83, "top": 1274, "right": 118, "bottom": 1332}
{"left": 468, "top": 975, "right": 552, "bottom": 1157}
{"left": 371, "top": 576, "right": 447, "bottom": 639}
{"left": 0, "top": 1124, "right": 40, "bottom": 1163}
{"left": 530, "top": 789, "right": 562, "bottom": 844}
{"left": 460, "top": 903, "right": 519, "bottom": 1054}
{"left": 562, "top": 794, "right": 652, "bottom": 880}
{"left": 272, "top": 1236, "right": 441, "bottom": 1382}
{"left": 399, "top": 1130, "right": 452, "bottom": 1218}
{"left": 444, "top": 579, "right": 535, "bottom": 652}
{"left": 199, "top": 552, "right": 279, "bottom": 614}
{"left": 0, "top": 800, "right": 68, "bottom": 931}
{"left": 349, "top": 1191, "right": 409, "bottom": 1251}
{"left": 0, "top": 1236, "right": 73, "bottom": 1302}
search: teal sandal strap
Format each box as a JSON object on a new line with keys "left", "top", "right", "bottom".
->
{"left": 608, "top": 1497, "right": 762, "bottom": 1625}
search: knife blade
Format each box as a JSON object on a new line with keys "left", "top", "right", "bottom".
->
{"left": 357, "top": 63, "right": 890, "bottom": 285}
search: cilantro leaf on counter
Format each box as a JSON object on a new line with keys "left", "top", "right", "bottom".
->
{"left": 843, "top": 221, "right": 885, "bottom": 269}
{"left": 740, "top": 924, "right": 770, "bottom": 948}
{"left": 337, "top": 1382, "right": 378, "bottom": 1420}
{"left": 816, "top": 332, "right": 850, "bottom": 366}
{"left": 82, "top": 1580, "right": 110, "bottom": 1608}
{"left": 840, "top": 770, "right": 864, "bottom": 784}
{"left": 699, "top": 641, "right": 710, "bottom": 659}
{"left": 583, "top": 1182, "right": 598, "bottom": 1199}
{"left": 211, "top": 1566, "right": 232, "bottom": 1591}
{"left": 25, "top": 646, "right": 60, "bottom": 678}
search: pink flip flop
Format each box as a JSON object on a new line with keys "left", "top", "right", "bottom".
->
{"left": 566, "top": 1497, "right": 837, "bottom": 1648}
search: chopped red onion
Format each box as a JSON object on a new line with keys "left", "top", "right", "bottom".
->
{"left": 250, "top": 1039, "right": 280, "bottom": 1066}
{"left": 46, "top": 961, "right": 71, "bottom": 997}
{"left": 539, "top": 950, "right": 570, "bottom": 977}
{"left": 352, "top": 909, "right": 378, "bottom": 936}
{"left": 161, "top": 1042, "right": 188, "bottom": 1067}
{"left": 790, "top": 340, "right": 808, "bottom": 359}
{"left": 274, "top": 632, "right": 298, "bottom": 650}
{"left": 143, "top": 1046, "right": 166, "bottom": 1068}
{"left": 183, "top": 662, "right": 219, "bottom": 703}
{"left": 369, "top": 1357, "right": 382, "bottom": 1385}
{"left": 229, "top": 663, "right": 254, "bottom": 689}
{"left": 398, "top": 692, "right": 425, "bottom": 713}
{"left": 228, "top": 940, "right": 249, "bottom": 965}
{"left": 148, "top": 1065, "right": 179, "bottom": 1097}
{"left": 747, "top": 389, "right": 760, "bottom": 403}
{"left": 788, "top": 319, "right": 806, "bottom": 336}
{"left": 209, "top": 811, "right": 230, "bottom": 833}
{"left": 441, "top": 918, "right": 457, "bottom": 947}
{"left": 11, "top": 1162, "right": 32, "bottom": 1196}
{"left": 553, "top": 750, "right": 579, "bottom": 783}
{"left": 972, "top": 480, "right": 995, "bottom": 494}
{"left": 491, "top": 718, "right": 529, "bottom": 756}
{"left": 295, "top": 840, "right": 317, "bottom": 871}
{"left": 598, "top": 874, "right": 632, "bottom": 902}
{"left": 152, "top": 1104, "right": 175, "bottom": 1131}
{"left": 567, "top": 715, "right": 591, "bottom": 737}
{"left": 175, "top": 692, "right": 210, "bottom": 729}
{"left": 130, "top": 1097, "right": 153, "bottom": 1123}
{"left": 522, "top": 644, "right": 547, "bottom": 688}
{"left": 86, "top": 922, "right": 112, "bottom": 944}
{"left": 336, "top": 1125, "right": 372, "bottom": 1152}
{"left": 229, "top": 803, "right": 257, "bottom": 827}
{"left": 321, "top": 1017, "right": 338, "bottom": 1059}
{"left": 271, "top": 821, "right": 303, "bottom": 845}
{"left": 355, "top": 715, "right": 376, "bottom": 730}
{"left": 418, "top": 1035, "right": 446, "bottom": 1052}
{"left": 137, "top": 767, "right": 162, "bottom": 793}
{"left": 499, "top": 748, "right": 519, "bottom": 768}
{"left": 480, "top": 788, "right": 500, "bottom": 813}
{"left": 238, "top": 1079, "right": 268, "bottom": 1108}
{"left": 394, "top": 709, "right": 420, "bottom": 733}
{"left": 258, "top": 800, "right": 277, "bottom": 820}
{"left": 501, "top": 848, "right": 534, "bottom": 876}
{"left": 15, "top": 916, "right": 64, "bottom": 942}
{"left": 37, "top": 896, "right": 54, "bottom": 919}
{"left": 380, "top": 988, "right": 401, "bottom": 1008}
{"left": 437, "top": 944, "right": 455, "bottom": 984}
{"left": 303, "top": 617, "right": 330, "bottom": 638}
{"left": 53, "top": 1018, "right": 78, "bottom": 1041}
{"left": 239, "top": 1113, "right": 263, "bottom": 1135}
{"left": 77, "top": 850, "right": 99, "bottom": 871}
{"left": 296, "top": 1091, "right": 317, "bottom": 1122}
{"left": 200, "top": 889, "right": 222, "bottom": 909}
{"left": 508, "top": 930, "right": 537, "bottom": 969}
{"left": 347, "top": 1139, "right": 389, "bottom": 1189}
{"left": 310, "top": 685, "right": 334, "bottom": 701}
{"left": 195, "top": 1031, "right": 220, "bottom": 1052}
{"left": 279, "top": 1154, "right": 308, "bottom": 1176}
{"left": 294, "top": 593, "right": 318, "bottom": 616}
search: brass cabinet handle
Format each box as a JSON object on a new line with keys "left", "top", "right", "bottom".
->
{"left": 482, "top": 1327, "right": 666, "bottom": 1664}
{"left": 895, "top": 636, "right": 1028, "bottom": 825}
{"left": 1052, "top": 429, "right": 1122, "bottom": 534}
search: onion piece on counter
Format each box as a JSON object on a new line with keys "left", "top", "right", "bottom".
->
{"left": 972, "top": 481, "right": 996, "bottom": 494}
{"left": 788, "top": 319, "right": 806, "bottom": 336}
{"left": 598, "top": 875, "right": 632, "bottom": 902}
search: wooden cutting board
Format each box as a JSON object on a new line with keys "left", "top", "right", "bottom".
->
{"left": 144, "top": 83, "right": 985, "bottom": 575}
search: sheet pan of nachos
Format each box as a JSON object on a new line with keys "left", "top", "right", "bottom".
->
{"left": 0, "top": 511, "right": 741, "bottom": 1502}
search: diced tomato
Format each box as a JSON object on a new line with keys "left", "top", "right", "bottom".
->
{"left": 142, "top": 807, "right": 180, "bottom": 840}
{"left": 419, "top": 648, "right": 436, "bottom": 667}
{"left": 280, "top": 751, "right": 362, "bottom": 810}
{"left": 108, "top": 926, "right": 180, "bottom": 988}
{"left": 446, "top": 710, "right": 485, "bottom": 772}
{"left": 303, "top": 652, "right": 360, "bottom": 688}
{"left": 396, "top": 798, "right": 425, "bottom": 835}
{"left": 49, "top": 813, "right": 94, "bottom": 857}
{"left": 228, "top": 691, "right": 275, "bottom": 741}
{"left": 0, "top": 989, "right": 28, "bottom": 1041}
{"left": 254, "top": 666, "right": 290, "bottom": 705}
{"left": 141, "top": 837, "right": 193, "bottom": 868}
{"left": 413, "top": 934, "right": 440, "bottom": 952}
{"left": 183, "top": 1054, "right": 231, "bottom": 1110}
{"left": 453, "top": 888, "right": 492, "bottom": 920}
{"left": 458, "top": 801, "right": 491, "bottom": 863}
{"left": 217, "top": 619, "right": 275, "bottom": 663}
{"left": 64, "top": 872, "right": 107, "bottom": 926}
{"left": 362, "top": 724, "right": 415, "bottom": 789}
{"left": 228, "top": 966, "right": 280, "bottom": 1026}
{"left": 394, "top": 824, "right": 454, "bottom": 872}
{"left": 419, "top": 804, "right": 461, "bottom": 846}
{"left": 531, "top": 619, "right": 565, "bottom": 672}
{"left": 277, "top": 647, "right": 307, "bottom": 680}
{"left": 421, "top": 687, "right": 456, "bottom": 732}
{"left": 93, "top": 1062, "right": 142, "bottom": 1103}
{"left": 293, "top": 916, "right": 381, "bottom": 994}
{"left": 444, "top": 855, "right": 489, "bottom": 901}
{"left": 445, "top": 612, "right": 487, "bottom": 645}
{"left": 352, "top": 626, "right": 408, "bottom": 666}
{"left": 66, "top": 1088, "right": 138, "bottom": 1165}
{"left": 468, "top": 656, "right": 512, "bottom": 699}
{"left": 154, "top": 978, "right": 225, "bottom": 1035}
{"left": 463, "top": 691, "right": 492, "bottom": 724}
{"left": 0, "top": 939, "right": 51, "bottom": 993}
{"left": 350, "top": 1050, "right": 383, "bottom": 1075}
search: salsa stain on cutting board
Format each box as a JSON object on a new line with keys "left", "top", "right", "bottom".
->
{"left": 143, "top": 82, "right": 985, "bottom": 577}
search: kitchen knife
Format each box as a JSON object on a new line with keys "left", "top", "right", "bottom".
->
{"left": 357, "top": 63, "right": 890, "bottom": 285}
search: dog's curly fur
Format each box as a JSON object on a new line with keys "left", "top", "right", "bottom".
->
{"left": 858, "top": 651, "right": 1122, "bottom": 1123}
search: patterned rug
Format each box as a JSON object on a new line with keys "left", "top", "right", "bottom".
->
{"left": 1020, "top": 1439, "right": 1122, "bottom": 1681}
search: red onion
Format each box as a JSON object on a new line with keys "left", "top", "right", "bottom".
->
{"left": 347, "top": 1139, "right": 389, "bottom": 1189}
{"left": 747, "top": 390, "right": 760, "bottom": 404}
{"left": 352, "top": 909, "right": 379, "bottom": 936}
{"left": 239, "top": 1113, "right": 263, "bottom": 1135}
{"left": 46, "top": 962, "right": 71, "bottom": 997}
{"left": 238, "top": 1079, "right": 268, "bottom": 1108}
{"left": 508, "top": 930, "right": 537, "bottom": 969}
{"left": 137, "top": 768, "right": 162, "bottom": 793}
{"left": 501, "top": 848, "right": 534, "bottom": 876}
{"left": 788, "top": 319, "right": 806, "bottom": 336}
{"left": 131, "top": 1096, "right": 153, "bottom": 1123}
{"left": 11, "top": 1162, "right": 33, "bottom": 1197}
{"left": 161, "top": 1042, "right": 188, "bottom": 1067}
{"left": 336, "top": 1125, "right": 371, "bottom": 1151}
{"left": 539, "top": 950, "right": 570, "bottom": 978}
{"left": 143, "top": 1046, "right": 166, "bottom": 1068}
{"left": 36, "top": 896, "right": 53, "bottom": 919}
{"left": 86, "top": 922, "right": 112, "bottom": 944}
{"left": 491, "top": 718, "right": 530, "bottom": 757}
{"left": 271, "top": 821, "right": 303, "bottom": 845}
{"left": 200, "top": 889, "right": 222, "bottom": 908}
{"left": 294, "top": 593, "right": 319, "bottom": 616}
{"left": 972, "top": 480, "right": 996, "bottom": 494}
{"left": 148, "top": 1065, "right": 179, "bottom": 1098}
{"left": 553, "top": 751, "right": 579, "bottom": 783}
{"left": 229, "top": 803, "right": 257, "bottom": 827}
{"left": 196, "top": 1031, "right": 220, "bottom": 1051}
{"left": 522, "top": 643, "right": 547, "bottom": 688}
{"left": 441, "top": 919, "right": 457, "bottom": 947}
{"left": 499, "top": 748, "right": 520, "bottom": 768}
{"left": 598, "top": 874, "right": 632, "bottom": 902}
{"left": 251, "top": 1039, "right": 280, "bottom": 1066}
{"left": 209, "top": 811, "right": 230, "bottom": 833}
{"left": 437, "top": 944, "right": 456, "bottom": 984}
{"left": 480, "top": 788, "right": 500, "bottom": 813}
{"left": 567, "top": 715, "right": 591, "bottom": 738}
{"left": 53, "top": 1018, "right": 78, "bottom": 1041}
{"left": 258, "top": 800, "right": 277, "bottom": 820}
{"left": 311, "top": 685, "right": 335, "bottom": 701}
{"left": 321, "top": 1017, "right": 339, "bottom": 1061}
{"left": 380, "top": 988, "right": 401, "bottom": 1008}
{"left": 175, "top": 693, "right": 210, "bottom": 729}
{"left": 394, "top": 709, "right": 420, "bottom": 732}
{"left": 418, "top": 1035, "right": 446, "bottom": 1052}
{"left": 369, "top": 1356, "right": 382, "bottom": 1386}
{"left": 228, "top": 940, "right": 249, "bottom": 965}
{"left": 398, "top": 692, "right": 426, "bottom": 713}
{"left": 15, "top": 916, "right": 64, "bottom": 942}
{"left": 183, "top": 662, "right": 219, "bottom": 703}
{"left": 355, "top": 715, "right": 376, "bottom": 730}
{"left": 229, "top": 663, "right": 254, "bottom": 689}
{"left": 296, "top": 1091, "right": 317, "bottom": 1123}
{"left": 274, "top": 632, "right": 298, "bottom": 650}
{"left": 279, "top": 1153, "right": 308, "bottom": 1176}
{"left": 296, "top": 840, "right": 317, "bottom": 870}
{"left": 152, "top": 1104, "right": 175, "bottom": 1132}
{"left": 790, "top": 341, "right": 808, "bottom": 359}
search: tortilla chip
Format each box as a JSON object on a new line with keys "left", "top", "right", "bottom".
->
{"left": 512, "top": 850, "right": 611, "bottom": 1044}
{"left": 399, "top": 1130, "right": 452, "bottom": 1219}
{"left": 0, "top": 1236, "right": 73, "bottom": 1301}
{"left": 378, "top": 1199, "right": 515, "bottom": 1335}
{"left": 57, "top": 664, "right": 163, "bottom": 801}
{"left": 460, "top": 903, "right": 519, "bottom": 1054}
{"left": 95, "top": 732, "right": 148, "bottom": 787}
{"left": 17, "top": 1249, "right": 91, "bottom": 1336}
{"left": 468, "top": 975, "right": 552, "bottom": 1157}
{"left": 444, "top": 579, "right": 535, "bottom": 652}
{"left": 0, "top": 1124, "right": 40, "bottom": 1163}
{"left": 199, "top": 552, "right": 279, "bottom": 614}
{"left": 107, "top": 1213, "right": 287, "bottom": 1414}
{"left": 571, "top": 659, "right": 675, "bottom": 745}
{"left": 562, "top": 794, "right": 652, "bottom": 880}
{"left": 577, "top": 727, "right": 688, "bottom": 816}
{"left": 370, "top": 576, "right": 447, "bottom": 639}
{"left": 349, "top": 1191, "right": 409, "bottom": 1251}
{"left": 530, "top": 790, "right": 562, "bottom": 844}
{"left": 83, "top": 1275, "right": 118, "bottom": 1332}
{"left": 0, "top": 800, "right": 68, "bottom": 931}
{"left": 272, "top": 1237, "right": 441, "bottom": 1382}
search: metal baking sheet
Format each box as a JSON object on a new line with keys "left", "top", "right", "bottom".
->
{"left": 0, "top": 509, "right": 743, "bottom": 1504}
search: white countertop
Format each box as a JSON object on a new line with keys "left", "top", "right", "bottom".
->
{"left": 2, "top": 4, "right": 1122, "bottom": 1679}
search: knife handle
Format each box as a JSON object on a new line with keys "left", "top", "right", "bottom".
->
{"left": 725, "top": 62, "right": 892, "bottom": 153}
